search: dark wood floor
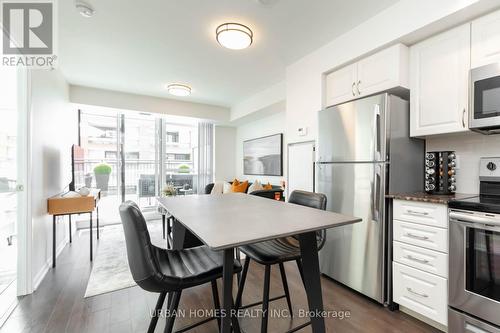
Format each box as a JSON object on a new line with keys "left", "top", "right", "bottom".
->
{"left": 1, "top": 225, "right": 441, "bottom": 333}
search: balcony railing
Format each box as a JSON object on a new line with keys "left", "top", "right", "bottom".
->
{"left": 80, "top": 159, "right": 197, "bottom": 196}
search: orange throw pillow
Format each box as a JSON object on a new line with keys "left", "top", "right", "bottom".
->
{"left": 231, "top": 180, "right": 248, "bottom": 193}
{"left": 263, "top": 183, "right": 273, "bottom": 190}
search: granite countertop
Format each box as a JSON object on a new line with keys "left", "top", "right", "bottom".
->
{"left": 386, "top": 192, "right": 477, "bottom": 204}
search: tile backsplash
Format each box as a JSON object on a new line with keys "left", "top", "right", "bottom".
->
{"left": 426, "top": 132, "right": 500, "bottom": 194}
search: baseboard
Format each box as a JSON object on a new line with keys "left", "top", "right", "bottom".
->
{"left": 399, "top": 305, "right": 447, "bottom": 332}
{"left": 32, "top": 235, "right": 69, "bottom": 291}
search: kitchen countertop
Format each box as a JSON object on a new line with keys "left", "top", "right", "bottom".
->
{"left": 386, "top": 192, "right": 477, "bottom": 204}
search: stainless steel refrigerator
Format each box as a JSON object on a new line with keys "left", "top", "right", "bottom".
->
{"left": 316, "top": 93, "right": 424, "bottom": 304}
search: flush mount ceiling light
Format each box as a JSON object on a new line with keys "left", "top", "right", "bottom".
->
{"left": 166, "top": 84, "right": 192, "bottom": 97}
{"left": 216, "top": 23, "right": 253, "bottom": 50}
{"left": 76, "top": 1, "right": 95, "bottom": 18}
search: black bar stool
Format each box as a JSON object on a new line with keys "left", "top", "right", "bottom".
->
{"left": 119, "top": 201, "right": 242, "bottom": 333}
{"left": 235, "top": 190, "right": 327, "bottom": 333}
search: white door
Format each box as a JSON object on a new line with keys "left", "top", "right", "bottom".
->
{"left": 287, "top": 142, "right": 314, "bottom": 198}
{"left": 357, "top": 44, "right": 409, "bottom": 97}
{"left": 325, "top": 63, "right": 358, "bottom": 107}
{"left": 410, "top": 24, "right": 471, "bottom": 137}
{"left": 0, "top": 66, "right": 29, "bottom": 323}
{"left": 472, "top": 9, "right": 500, "bottom": 68}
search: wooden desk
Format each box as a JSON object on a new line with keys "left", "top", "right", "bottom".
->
{"left": 157, "top": 193, "right": 361, "bottom": 333}
{"left": 47, "top": 189, "right": 101, "bottom": 267}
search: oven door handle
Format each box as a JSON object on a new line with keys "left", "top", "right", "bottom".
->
{"left": 450, "top": 211, "right": 500, "bottom": 226}
{"left": 450, "top": 217, "right": 500, "bottom": 232}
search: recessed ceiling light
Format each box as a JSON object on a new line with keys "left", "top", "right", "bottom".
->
{"left": 166, "top": 84, "right": 192, "bottom": 97}
{"left": 216, "top": 23, "right": 253, "bottom": 50}
{"left": 76, "top": 1, "right": 95, "bottom": 18}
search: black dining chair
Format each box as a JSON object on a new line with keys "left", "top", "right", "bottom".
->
{"left": 235, "top": 190, "right": 327, "bottom": 332}
{"left": 119, "top": 201, "right": 242, "bottom": 333}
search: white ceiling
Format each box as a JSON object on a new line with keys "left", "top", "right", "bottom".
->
{"left": 59, "top": 0, "right": 398, "bottom": 107}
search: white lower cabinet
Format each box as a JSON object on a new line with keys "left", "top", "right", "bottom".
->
{"left": 392, "top": 200, "right": 448, "bottom": 328}
{"left": 393, "top": 241, "right": 448, "bottom": 277}
{"left": 393, "top": 262, "right": 448, "bottom": 325}
{"left": 393, "top": 220, "right": 448, "bottom": 253}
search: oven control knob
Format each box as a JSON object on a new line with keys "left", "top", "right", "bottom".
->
{"left": 487, "top": 162, "right": 497, "bottom": 171}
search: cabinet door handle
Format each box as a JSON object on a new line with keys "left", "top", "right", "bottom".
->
{"left": 406, "top": 210, "right": 429, "bottom": 216}
{"left": 405, "top": 255, "right": 430, "bottom": 264}
{"left": 462, "top": 108, "right": 466, "bottom": 128}
{"left": 405, "top": 233, "right": 429, "bottom": 240}
{"left": 357, "top": 80, "right": 361, "bottom": 95}
{"left": 407, "top": 287, "right": 429, "bottom": 298}
{"left": 352, "top": 82, "right": 356, "bottom": 96}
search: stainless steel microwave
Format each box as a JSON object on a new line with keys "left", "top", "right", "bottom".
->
{"left": 470, "top": 63, "right": 500, "bottom": 134}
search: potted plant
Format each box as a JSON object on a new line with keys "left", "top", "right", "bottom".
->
{"left": 178, "top": 165, "right": 190, "bottom": 173}
{"left": 162, "top": 183, "right": 177, "bottom": 196}
{"left": 94, "top": 163, "right": 112, "bottom": 191}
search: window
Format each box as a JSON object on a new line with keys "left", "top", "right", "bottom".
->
{"left": 105, "top": 151, "right": 117, "bottom": 159}
{"left": 166, "top": 131, "right": 179, "bottom": 143}
{"left": 125, "top": 152, "right": 139, "bottom": 159}
{"left": 166, "top": 153, "right": 190, "bottom": 161}
{"left": 176, "top": 154, "right": 190, "bottom": 160}
{"left": 79, "top": 110, "right": 203, "bottom": 223}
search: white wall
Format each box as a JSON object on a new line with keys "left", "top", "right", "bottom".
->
{"left": 235, "top": 111, "right": 286, "bottom": 185}
{"left": 30, "top": 69, "right": 77, "bottom": 288}
{"left": 285, "top": 0, "right": 489, "bottom": 144}
{"left": 70, "top": 85, "right": 230, "bottom": 123}
{"left": 426, "top": 133, "right": 500, "bottom": 194}
{"left": 230, "top": 81, "right": 285, "bottom": 122}
{"left": 214, "top": 126, "right": 236, "bottom": 182}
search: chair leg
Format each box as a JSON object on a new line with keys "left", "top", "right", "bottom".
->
{"left": 211, "top": 280, "right": 221, "bottom": 331}
{"left": 167, "top": 290, "right": 176, "bottom": 309}
{"left": 261, "top": 265, "right": 271, "bottom": 333}
{"left": 148, "top": 292, "right": 167, "bottom": 333}
{"left": 166, "top": 217, "right": 172, "bottom": 249}
{"left": 164, "top": 291, "right": 181, "bottom": 333}
{"left": 235, "top": 248, "right": 242, "bottom": 284}
{"left": 278, "top": 263, "right": 293, "bottom": 318}
{"left": 231, "top": 298, "right": 242, "bottom": 333}
{"left": 162, "top": 215, "right": 166, "bottom": 240}
{"left": 235, "top": 257, "right": 250, "bottom": 309}
{"left": 295, "top": 259, "right": 305, "bottom": 287}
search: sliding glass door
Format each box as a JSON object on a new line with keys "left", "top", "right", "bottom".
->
{"left": 162, "top": 122, "right": 198, "bottom": 196}
{"left": 79, "top": 110, "right": 201, "bottom": 225}
{"left": 79, "top": 111, "right": 121, "bottom": 225}
{"left": 122, "top": 113, "right": 158, "bottom": 209}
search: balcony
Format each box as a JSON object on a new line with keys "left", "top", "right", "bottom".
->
{"left": 75, "top": 159, "right": 197, "bottom": 227}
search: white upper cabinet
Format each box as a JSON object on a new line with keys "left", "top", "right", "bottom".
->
{"left": 325, "top": 44, "right": 409, "bottom": 107}
{"left": 325, "top": 64, "right": 358, "bottom": 107}
{"left": 472, "top": 9, "right": 500, "bottom": 68}
{"left": 357, "top": 44, "right": 409, "bottom": 97}
{"left": 410, "top": 24, "right": 471, "bottom": 137}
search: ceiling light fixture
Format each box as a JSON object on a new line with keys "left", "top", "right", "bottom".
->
{"left": 76, "top": 1, "right": 95, "bottom": 18}
{"left": 216, "top": 23, "right": 253, "bottom": 50}
{"left": 166, "top": 84, "right": 192, "bottom": 97}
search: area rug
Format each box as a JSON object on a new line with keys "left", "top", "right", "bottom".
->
{"left": 84, "top": 220, "right": 164, "bottom": 298}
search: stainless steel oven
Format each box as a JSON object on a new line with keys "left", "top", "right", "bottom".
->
{"left": 470, "top": 63, "right": 500, "bottom": 134}
{"left": 449, "top": 209, "right": 500, "bottom": 328}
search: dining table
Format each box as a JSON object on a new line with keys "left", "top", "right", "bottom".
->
{"left": 157, "top": 193, "right": 361, "bottom": 333}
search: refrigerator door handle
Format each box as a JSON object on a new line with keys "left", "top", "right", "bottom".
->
{"left": 372, "top": 164, "right": 381, "bottom": 222}
{"left": 374, "top": 104, "right": 381, "bottom": 161}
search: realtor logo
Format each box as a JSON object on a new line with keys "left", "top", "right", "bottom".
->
{"left": 1, "top": 0, "right": 57, "bottom": 67}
